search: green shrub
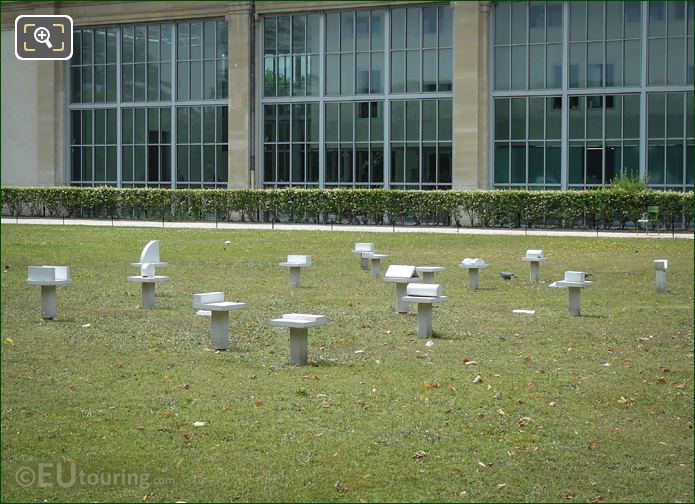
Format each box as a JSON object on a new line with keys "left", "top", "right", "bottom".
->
{"left": 1, "top": 186, "right": 691, "bottom": 230}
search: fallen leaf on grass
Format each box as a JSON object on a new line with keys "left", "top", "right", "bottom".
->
{"left": 448, "top": 467, "right": 462, "bottom": 474}
{"left": 588, "top": 440, "right": 598, "bottom": 450}
{"left": 254, "top": 400, "right": 265, "bottom": 407}
{"left": 423, "top": 381, "right": 440, "bottom": 388}
{"left": 335, "top": 481, "right": 349, "bottom": 493}
{"left": 81, "top": 323, "right": 91, "bottom": 328}
{"left": 413, "top": 450, "right": 427, "bottom": 460}
{"left": 473, "top": 374, "right": 482, "bottom": 384}
{"left": 179, "top": 383, "right": 190, "bottom": 390}
{"left": 497, "top": 483, "right": 507, "bottom": 490}
{"left": 589, "top": 497, "right": 605, "bottom": 503}
{"left": 192, "top": 421, "right": 206, "bottom": 427}
{"left": 163, "top": 411, "right": 172, "bottom": 418}
{"left": 477, "top": 460, "right": 490, "bottom": 468}
{"left": 3, "top": 338, "right": 14, "bottom": 345}
{"left": 562, "top": 491, "right": 575, "bottom": 500}
{"left": 657, "top": 377, "right": 666, "bottom": 384}
{"left": 497, "top": 409, "right": 506, "bottom": 417}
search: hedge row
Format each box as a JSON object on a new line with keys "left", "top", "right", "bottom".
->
{"left": 1, "top": 186, "right": 693, "bottom": 229}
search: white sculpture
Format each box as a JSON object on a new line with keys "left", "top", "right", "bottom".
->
{"left": 270, "top": 313, "right": 328, "bottom": 365}
{"left": 26, "top": 266, "right": 71, "bottom": 319}
{"left": 384, "top": 265, "right": 421, "bottom": 314}
{"left": 352, "top": 243, "right": 375, "bottom": 270}
{"left": 192, "top": 292, "right": 246, "bottom": 350}
{"left": 654, "top": 259, "right": 668, "bottom": 293}
{"left": 458, "top": 258, "right": 489, "bottom": 290}
{"left": 363, "top": 252, "right": 389, "bottom": 278}
{"left": 415, "top": 266, "right": 446, "bottom": 283}
{"left": 401, "top": 283, "right": 449, "bottom": 338}
{"left": 128, "top": 241, "right": 169, "bottom": 309}
{"left": 549, "top": 271, "right": 592, "bottom": 316}
{"left": 279, "top": 255, "right": 312, "bottom": 288}
{"left": 521, "top": 249, "right": 548, "bottom": 283}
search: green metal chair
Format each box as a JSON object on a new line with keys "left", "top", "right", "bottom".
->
{"left": 637, "top": 205, "right": 659, "bottom": 234}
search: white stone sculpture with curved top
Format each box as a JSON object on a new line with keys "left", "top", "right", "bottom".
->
{"left": 401, "top": 283, "right": 449, "bottom": 338}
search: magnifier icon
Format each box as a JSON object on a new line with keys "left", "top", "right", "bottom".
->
{"left": 34, "top": 26, "right": 52, "bottom": 48}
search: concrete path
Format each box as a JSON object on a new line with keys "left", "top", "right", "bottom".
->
{"left": 3, "top": 217, "right": 691, "bottom": 239}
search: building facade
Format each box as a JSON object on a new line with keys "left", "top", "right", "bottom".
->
{"left": 1, "top": 1, "right": 692, "bottom": 191}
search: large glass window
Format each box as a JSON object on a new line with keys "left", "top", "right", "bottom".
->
{"left": 647, "top": 2, "right": 694, "bottom": 86}
{"left": 261, "top": 6, "right": 454, "bottom": 189}
{"left": 69, "top": 21, "right": 229, "bottom": 188}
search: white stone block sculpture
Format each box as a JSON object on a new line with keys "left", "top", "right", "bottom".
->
{"left": 548, "top": 271, "right": 592, "bottom": 316}
{"left": 270, "top": 313, "right": 328, "bottom": 365}
{"left": 415, "top": 266, "right": 446, "bottom": 283}
{"left": 521, "top": 249, "right": 548, "bottom": 283}
{"left": 131, "top": 240, "right": 168, "bottom": 268}
{"left": 654, "top": 259, "right": 668, "bottom": 293}
{"left": 384, "top": 265, "right": 421, "bottom": 314}
{"left": 401, "top": 283, "right": 449, "bottom": 338}
{"left": 363, "top": 252, "right": 389, "bottom": 278}
{"left": 26, "top": 266, "right": 72, "bottom": 319}
{"left": 279, "top": 255, "right": 312, "bottom": 288}
{"left": 192, "top": 291, "right": 246, "bottom": 350}
{"left": 127, "top": 271, "right": 169, "bottom": 309}
{"left": 458, "top": 258, "right": 489, "bottom": 290}
{"left": 352, "top": 243, "right": 375, "bottom": 270}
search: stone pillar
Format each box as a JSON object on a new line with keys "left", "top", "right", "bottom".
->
{"left": 289, "top": 327, "right": 309, "bottom": 365}
{"left": 395, "top": 283, "right": 409, "bottom": 314}
{"left": 210, "top": 311, "right": 230, "bottom": 350}
{"left": 568, "top": 287, "right": 581, "bottom": 316}
{"left": 468, "top": 269, "right": 479, "bottom": 290}
{"left": 226, "top": 4, "right": 252, "bottom": 188}
{"left": 452, "top": 1, "right": 489, "bottom": 190}
{"left": 289, "top": 267, "right": 301, "bottom": 288}
{"left": 370, "top": 258, "right": 381, "bottom": 278}
{"left": 141, "top": 283, "right": 155, "bottom": 309}
{"left": 417, "top": 303, "right": 433, "bottom": 339}
{"left": 41, "top": 285, "right": 57, "bottom": 319}
{"left": 530, "top": 262, "right": 540, "bottom": 283}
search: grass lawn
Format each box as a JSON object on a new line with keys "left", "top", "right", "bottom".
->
{"left": 1, "top": 224, "right": 693, "bottom": 502}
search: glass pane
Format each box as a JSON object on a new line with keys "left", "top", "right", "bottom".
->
{"left": 325, "top": 102, "right": 338, "bottom": 142}
{"left": 177, "top": 107, "right": 189, "bottom": 143}
{"left": 203, "top": 145, "right": 215, "bottom": 182}
{"left": 122, "top": 108, "right": 133, "bottom": 144}
{"left": 94, "top": 65, "right": 106, "bottom": 102}
{"left": 355, "top": 102, "right": 369, "bottom": 142}
{"left": 372, "top": 10, "right": 385, "bottom": 50}
{"left": 606, "top": 2, "right": 623, "bottom": 39}
{"left": 264, "top": 17, "right": 276, "bottom": 55}
{"left": 623, "top": 95, "right": 640, "bottom": 138}
{"left": 512, "top": 2, "right": 527, "bottom": 44}
{"left": 107, "top": 65, "right": 117, "bottom": 102}
{"left": 204, "top": 21, "right": 216, "bottom": 59}
{"left": 438, "top": 49, "right": 452, "bottom": 91}
{"left": 134, "top": 26, "right": 145, "bottom": 62}
{"left": 94, "top": 109, "right": 105, "bottom": 144}
{"left": 292, "top": 15, "right": 306, "bottom": 54}
{"left": 406, "top": 8, "right": 420, "bottom": 49}
{"left": 371, "top": 102, "right": 383, "bottom": 142}
{"left": 215, "top": 60, "right": 227, "bottom": 99}
{"left": 82, "top": 66, "right": 93, "bottom": 103}
{"left": 510, "top": 98, "right": 526, "bottom": 140}
{"left": 122, "top": 27, "right": 133, "bottom": 63}
{"left": 511, "top": 45, "right": 526, "bottom": 89}
{"left": 134, "top": 145, "right": 146, "bottom": 181}
{"left": 649, "top": 3, "right": 666, "bottom": 37}
{"left": 340, "top": 53, "right": 354, "bottom": 95}
{"left": 190, "top": 22, "right": 202, "bottom": 59}
{"left": 648, "top": 93, "right": 665, "bottom": 138}
{"left": 405, "top": 145, "right": 419, "bottom": 183}
{"left": 391, "top": 144, "right": 404, "bottom": 182}
{"left": 510, "top": 143, "right": 526, "bottom": 183}
{"left": 569, "top": 142, "right": 585, "bottom": 184}
{"left": 546, "top": 44, "right": 562, "bottom": 88}
{"left": 666, "top": 93, "right": 684, "bottom": 138}
{"left": 340, "top": 102, "right": 353, "bottom": 142}
{"left": 134, "top": 108, "right": 146, "bottom": 144}
{"left": 178, "top": 23, "right": 189, "bottom": 59}
{"left": 391, "top": 101, "right": 404, "bottom": 141}
{"left": 623, "top": 143, "right": 639, "bottom": 177}
{"left": 82, "top": 146, "right": 93, "bottom": 182}
{"left": 148, "top": 25, "right": 159, "bottom": 62}
{"left": 106, "top": 109, "right": 117, "bottom": 144}
{"left": 687, "top": 93, "right": 694, "bottom": 138}
{"left": 326, "top": 12, "right": 340, "bottom": 52}
{"left": 495, "top": 98, "right": 510, "bottom": 140}
{"left": 666, "top": 143, "right": 684, "bottom": 184}
{"left": 162, "top": 25, "right": 172, "bottom": 61}
{"left": 406, "top": 100, "right": 419, "bottom": 141}
{"left": 547, "top": 2, "right": 562, "bottom": 42}
{"left": 546, "top": 97, "right": 562, "bottom": 140}
{"left": 371, "top": 144, "right": 384, "bottom": 183}
{"left": 439, "top": 5, "right": 452, "bottom": 46}
{"left": 605, "top": 143, "right": 620, "bottom": 183}
{"left": 307, "top": 55, "right": 319, "bottom": 95}
{"left": 586, "top": 144, "right": 602, "bottom": 184}
{"left": 292, "top": 144, "right": 305, "bottom": 183}
{"left": 528, "top": 143, "right": 544, "bottom": 183}
{"left": 82, "top": 28, "right": 93, "bottom": 65}
{"left": 422, "top": 100, "right": 436, "bottom": 141}
{"left": 546, "top": 143, "right": 561, "bottom": 183}
{"left": 587, "top": 1, "right": 604, "bottom": 40}
{"left": 495, "top": 47, "right": 510, "bottom": 90}
{"left": 189, "top": 145, "right": 201, "bottom": 182}
{"left": 406, "top": 50, "right": 420, "bottom": 92}
{"left": 624, "top": 40, "right": 640, "bottom": 86}
{"left": 326, "top": 54, "right": 339, "bottom": 95}
{"left": 292, "top": 103, "right": 305, "bottom": 142}
{"left": 292, "top": 55, "right": 305, "bottom": 96}
{"left": 308, "top": 103, "right": 320, "bottom": 142}
{"left": 668, "top": 1, "right": 686, "bottom": 36}
{"left": 686, "top": 143, "right": 693, "bottom": 185}
{"left": 190, "top": 106, "right": 201, "bottom": 143}
{"left": 605, "top": 95, "right": 621, "bottom": 138}
{"left": 391, "top": 51, "right": 405, "bottom": 93}
{"left": 105, "top": 146, "right": 116, "bottom": 181}
{"left": 161, "top": 145, "right": 171, "bottom": 182}
{"left": 625, "top": 2, "right": 641, "bottom": 38}
{"left": 356, "top": 11, "right": 370, "bottom": 51}
{"left": 277, "top": 55, "right": 289, "bottom": 96}
{"left": 176, "top": 62, "right": 189, "bottom": 100}
{"left": 605, "top": 41, "right": 622, "bottom": 87}
{"left": 277, "top": 104, "right": 290, "bottom": 142}
{"left": 148, "top": 108, "right": 159, "bottom": 144}
{"left": 95, "top": 28, "right": 106, "bottom": 65}
{"left": 147, "top": 63, "right": 159, "bottom": 101}
{"left": 371, "top": 52, "right": 384, "bottom": 93}
{"left": 529, "top": 97, "right": 544, "bottom": 139}
{"left": 82, "top": 110, "right": 92, "bottom": 144}
{"left": 325, "top": 144, "right": 338, "bottom": 182}
{"left": 586, "top": 95, "right": 602, "bottom": 138}
{"left": 356, "top": 145, "right": 369, "bottom": 182}
{"left": 215, "top": 107, "right": 226, "bottom": 144}
{"left": 341, "top": 11, "right": 354, "bottom": 51}
{"left": 569, "top": 96, "right": 585, "bottom": 139}
{"left": 666, "top": 38, "right": 685, "bottom": 85}
{"left": 438, "top": 99, "right": 452, "bottom": 141}
{"left": 494, "top": 144, "right": 509, "bottom": 183}
{"left": 422, "top": 143, "right": 436, "bottom": 183}
{"left": 132, "top": 64, "right": 144, "bottom": 101}
{"left": 495, "top": 4, "right": 511, "bottom": 45}
{"left": 587, "top": 42, "right": 603, "bottom": 87}
{"left": 356, "top": 53, "right": 370, "bottom": 94}
{"left": 423, "top": 49, "right": 436, "bottom": 92}
{"left": 423, "top": 6, "right": 437, "bottom": 48}
{"left": 308, "top": 144, "right": 320, "bottom": 183}
{"left": 570, "top": 1, "right": 586, "bottom": 41}
{"left": 569, "top": 43, "right": 586, "bottom": 87}
{"left": 529, "top": 45, "right": 545, "bottom": 89}
{"left": 190, "top": 61, "right": 202, "bottom": 99}
{"left": 307, "top": 14, "right": 320, "bottom": 53}
{"left": 177, "top": 145, "right": 188, "bottom": 182}
{"left": 647, "top": 143, "right": 665, "bottom": 183}
{"left": 529, "top": 2, "right": 545, "bottom": 44}
{"left": 341, "top": 143, "right": 353, "bottom": 183}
